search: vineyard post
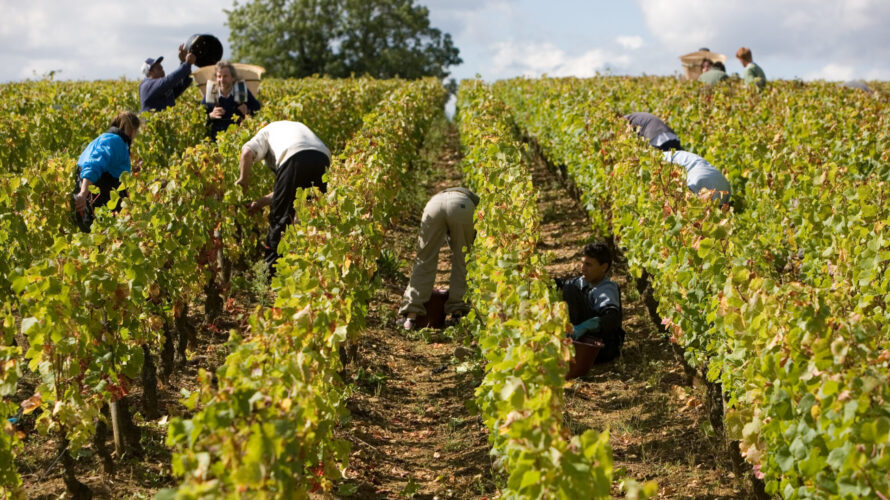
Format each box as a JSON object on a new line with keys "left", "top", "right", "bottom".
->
{"left": 109, "top": 400, "right": 123, "bottom": 454}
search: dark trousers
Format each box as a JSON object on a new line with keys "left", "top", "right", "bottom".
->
{"left": 657, "top": 139, "right": 682, "bottom": 152}
{"left": 561, "top": 279, "right": 595, "bottom": 325}
{"left": 71, "top": 169, "right": 125, "bottom": 233}
{"left": 561, "top": 281, "right": 625, "bottom": 363}
{"left": 265, "top": 149, "right": 330, "bottom": 274}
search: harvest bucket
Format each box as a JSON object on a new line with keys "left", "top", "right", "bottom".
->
{"left": 415, "top": 289, "right": 449, "bottom": 329}
{"left": 185, "top": 34, "right": 224, "bottom": 67}
{"left": 566, "top": 337, "right": 604, "bottom": 380}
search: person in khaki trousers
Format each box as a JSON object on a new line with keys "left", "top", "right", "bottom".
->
{"left": 400, "top": 187, "right": 479, "bottom": 330}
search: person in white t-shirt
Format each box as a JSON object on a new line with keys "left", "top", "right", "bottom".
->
{"left": 236, "top": 121, "right": 332, "bottom": 275}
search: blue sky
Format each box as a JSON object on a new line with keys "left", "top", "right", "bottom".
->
{"left": 428, "top": 0, "right": 890, "bottom": 82}
{"left": 2, "top": 0, "right": 889, "bottom": 83}
{"left": 429, "top": 1, "right": 649, "bottom": 80}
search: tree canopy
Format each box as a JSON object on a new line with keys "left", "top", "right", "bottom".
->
{"left": 225, "top": 0, "right": 462, "bottom": 79}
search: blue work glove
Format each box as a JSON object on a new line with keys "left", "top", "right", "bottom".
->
{"left": 571, "top": 316, "right": 600, "bottom": 340}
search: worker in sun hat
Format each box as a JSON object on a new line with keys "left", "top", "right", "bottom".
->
{"left": 203, "top": 61, "right": 262, "bottom": 141}
{"left": 139, "top": 43, "right": 196, "bottom": 112}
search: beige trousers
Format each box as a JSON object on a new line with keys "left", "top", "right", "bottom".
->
{"left": 399, "top": 190, "right": 476, "bottom": 316}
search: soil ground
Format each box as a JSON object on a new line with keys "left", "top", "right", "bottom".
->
{"left": 12, "top": 119, "right": 749, "bottom": 499}
{"left": 336, "top": 120, "right": 495, "bottom": 499}
{"left": 337, "top": 120, "right": 749, "bottom": 499}
{"left": 525, "top": 140, "right": 747, "bottom": 499}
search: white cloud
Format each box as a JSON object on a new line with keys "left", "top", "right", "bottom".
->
{"left": 424, "top": 0, "right": 519, "bottom": 44}
{"left": 1, "top": 0, "right": 230, "bottom": 81}
{"left": 804, "top": 63, "right": 855, "bottom": 81}
{"left": 490, "top": 41, "right": 630, "bottom": 78}
{"left": 616, "top": 35, "right": 644, "bottom": 50}
{"left": 635, "top": 0, "right": 890, "bottom": 65}
{"left": 864, "top": 68, "right": 890, "bottom": 81}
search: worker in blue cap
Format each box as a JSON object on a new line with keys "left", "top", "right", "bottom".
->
{"left": 139, "top": 44, "right": 196, "bottom": 112}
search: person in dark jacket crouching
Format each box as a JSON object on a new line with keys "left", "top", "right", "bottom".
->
{"left": 624, "top": 112, "right": 682, "bottom": 152}
{"left": 556, "top": 241, "right": 625, "bottom": 363}
{"left": 72, "top": 111, "right": 142, "bottom": 232}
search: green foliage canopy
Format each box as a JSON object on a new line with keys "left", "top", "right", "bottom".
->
{"left": 225, "top": 0, "right": 462, "bottom": 79}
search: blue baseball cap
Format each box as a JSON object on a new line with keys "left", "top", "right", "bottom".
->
{"left": 141, "top": 56, "right": 164, "bottom": 76}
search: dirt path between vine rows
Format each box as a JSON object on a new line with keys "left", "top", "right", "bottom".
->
{"left": 342, "top": 119, "right": 748, "bottom": 499}
{"left": 340, "top": 121, "right": 495, "bottom": 499}
{"left": 526, "top": 143, "right": 747, "bottom": 499}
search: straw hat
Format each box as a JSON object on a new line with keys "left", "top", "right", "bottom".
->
{"left": 679, "top": 49, "right": 727, "bottom": 68}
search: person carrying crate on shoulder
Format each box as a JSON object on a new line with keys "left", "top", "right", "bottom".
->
{"left": 698, "top": 59, "right": 729, "bottom": 85}
{"left": 139, "top": 44, "right": 196, "bottom": 112}
{"left": 203, "top": 61, "right": 261, "bottom": 141}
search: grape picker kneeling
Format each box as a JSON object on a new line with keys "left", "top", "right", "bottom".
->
{"left": 556, "top": 242, "right": 625, "bottom": 364}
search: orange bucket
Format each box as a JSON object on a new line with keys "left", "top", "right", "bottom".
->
{"left": 566, "top": 337, "right": 604, "bottom": 379}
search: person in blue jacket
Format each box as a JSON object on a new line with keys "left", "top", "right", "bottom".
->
{"left": 556, "top": 241, "right": 625, "bottom": 364}
{"left": 71, "top": 111, "right": 142, "bottom": 232}
{"left": 203, "top": 61, "right": 261, "bottom": 141}
{"left": 139, "top": 44, "right": 196, "bottom": 112}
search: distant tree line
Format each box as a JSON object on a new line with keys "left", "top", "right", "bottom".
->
{"left": 226, "top": 0, "right": 462, "bottom": 80}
